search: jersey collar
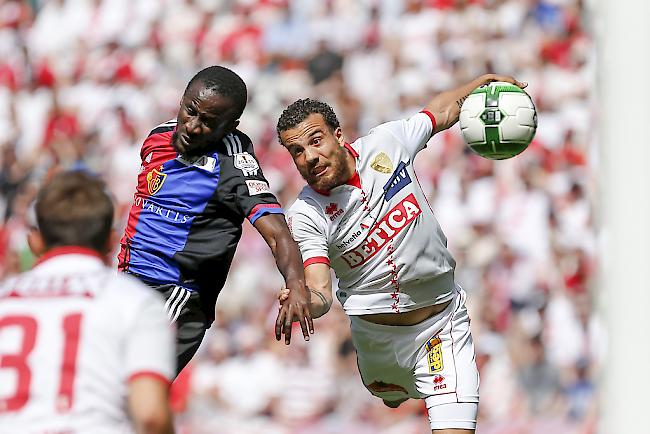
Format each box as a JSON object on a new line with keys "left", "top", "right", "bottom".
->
{"left": 35, "top": 246, "right": 106, "bottom": 267}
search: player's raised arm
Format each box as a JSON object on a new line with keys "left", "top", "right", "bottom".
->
{"left": 425, "top": 74, "right": 527, "bottom": 134}
{"left": 252, "top": 213, "right": 314, "bottom": 344}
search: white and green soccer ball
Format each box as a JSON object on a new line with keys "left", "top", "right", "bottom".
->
{"left": 459, "top": 82, "right": 537, "bottom": 160}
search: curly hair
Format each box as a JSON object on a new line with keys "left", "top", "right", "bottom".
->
{"left": 185, "top": 66, "right": 248, "bottom": 118}
{"left": 276, "top": 98, "right": 340, "bottom": 144}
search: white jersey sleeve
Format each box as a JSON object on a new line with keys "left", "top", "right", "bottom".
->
{"left": 287, "top": 197, "right": 330, "bottom": 266}
{"left": 124, "top": 291, "right": 175, "bottom": 383}
{"left": 368, "top": 111, "right": 436, "bottom": 158}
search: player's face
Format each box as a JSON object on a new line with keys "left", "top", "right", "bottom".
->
{"left": 172, "top": 83, "right": 240, "bottom": 157}
{"left": 281, "top": 113, "right": 354, "bottom": 192}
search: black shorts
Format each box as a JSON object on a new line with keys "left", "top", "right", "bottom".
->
{"left": 147, "top": 283, "right": 212, "bottom": 375}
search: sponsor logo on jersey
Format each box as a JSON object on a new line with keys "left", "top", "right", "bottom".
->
{"left": 426, "top": 336, "right": 444, "bottom": 374}
{"left": 133, "top": 195, "right": 190, "bottom": 224}
{"left": 246, "top": 180, "right": 271, "bottom": 196}
{"left": 146, "top": 166, "right": 167, "bottom": 196}
{"left": 325, "top": 202, "right": 343, "bottom": 221}
{"left": 341, "top": 194, "right": 421, "bottom": 268}
{"left": 432, "top": 374, "right": 447, "bottom": 391}
{"left": 367, "top": 381, "right": 408, "bottom": 394}
{"left": 383, "top": 161, "right": 412, "bottom": 201}
{"left": 371, "top": 152, "right": 393, "bottom": 173}
{"left": 335, "top": 229, "right": 363, "bottom": 251}
{"left": 234, "top": 152, "right": 259, "bottom": 176}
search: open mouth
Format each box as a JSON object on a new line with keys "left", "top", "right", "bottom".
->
{"left": 313, "top": 166, "right": 328, "bottom": 177}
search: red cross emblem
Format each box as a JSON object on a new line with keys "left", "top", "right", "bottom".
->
{"left": 325, "top": 203, "right": 338, "bottom": 215}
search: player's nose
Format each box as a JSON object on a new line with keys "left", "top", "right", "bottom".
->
{"left": 304, "top": 147, "right": 319, "bottom": 165}
{"left": 185, "top": 117, "right": 202, "bottom": 136}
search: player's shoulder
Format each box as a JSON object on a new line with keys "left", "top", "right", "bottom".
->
{"left": 141, "top": 119, "right": 176, "bottom": 160}
{"left": 147, "top": 119, "right": 177, "bottom": 138}
{"left": 0, "top": 274, "right": 20, "bottom": 297}
{"left": 221, "top": 129, "right": 254, "bottom": 156}
{"left": 288, "top": 187, "right": 327, "bottom": 217}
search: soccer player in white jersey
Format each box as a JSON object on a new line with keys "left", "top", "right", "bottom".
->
{"left": 0, "top": 172, "right": 175, "bottom": 434}
{"left": 276, "top": 74, "right": 527, "bottom": 433}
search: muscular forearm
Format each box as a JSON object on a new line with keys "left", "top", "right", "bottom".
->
{"left": 425, "top": 74, "right": 526, "bottom": 133}
{"left": 308, "top": 288, "right": 332, "bottom": 318}
{"left": 273, "top": 233, "right": 306, "bottom": 287}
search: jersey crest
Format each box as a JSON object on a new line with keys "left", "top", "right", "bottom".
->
{"left": 146, "top": 166, "right": 167, "bottom": 196}
{"left": 371, "top": 152, "right": 393, "bottom": 173}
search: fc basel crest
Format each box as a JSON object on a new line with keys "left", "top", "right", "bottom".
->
{"left": 146, "top": 166, "right": 167, "bottom": 195}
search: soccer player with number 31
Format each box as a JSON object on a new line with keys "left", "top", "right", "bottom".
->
{"left": 0, "top": 172, "right": 175, "bottom": 434}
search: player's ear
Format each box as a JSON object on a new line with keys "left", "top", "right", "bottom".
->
{"left": 335, "top": 127, "right": 344, "bottom": 145}
{"left": 27, "top": 228, "right": 46, "bottom": 257}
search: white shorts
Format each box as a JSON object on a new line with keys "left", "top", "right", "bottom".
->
{"left": 349, "top": 285, "right": 479, "bottom": 430}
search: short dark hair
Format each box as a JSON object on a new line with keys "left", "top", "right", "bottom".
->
{"left": 185, "top": 66, "right": 248, "bottom": 118}
{"left": 276, "top": 98, "right": 340, "bottom": 144}
{"left": 35, "top": 171, "right": 114, "bottom": 251}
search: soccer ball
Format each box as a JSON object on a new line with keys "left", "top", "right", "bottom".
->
{"left": 459, "top": 82, "right": 537, "bottom": 160}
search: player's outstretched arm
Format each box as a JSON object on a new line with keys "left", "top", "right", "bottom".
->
{"left": 279, "top": 262, "right": 333, "bottom": 319}
{"left": 128, "top": 377, "right": 174, "bottom": 434}
{"left": 253, "top": 213, "right": 314, "bottom": 344}
{"left": 425, "top": 74, "right": 527, "bottom": 134}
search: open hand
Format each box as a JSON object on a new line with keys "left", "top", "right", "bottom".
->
{"left": 275, "top": 283, "right": 314, "bottom": 345}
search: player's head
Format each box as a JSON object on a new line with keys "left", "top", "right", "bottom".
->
{"left": 29, "top": 171, "right": 114, "bottom": 256}
{"left": 172, "top": 65, "right": 248, "bottom": 157}
{"left": 277, "top": 98, "right": 354, "bottom": 192}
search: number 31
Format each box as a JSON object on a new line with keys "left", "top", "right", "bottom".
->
{"left": 0, "top": 313, "right": 82, "bottom": 413}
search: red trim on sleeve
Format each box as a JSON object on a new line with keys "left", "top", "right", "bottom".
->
{"left": 304, "top": 256, "right": 330, "bottom": 268}
{"left": 247, "top": 203, "right": 282, "bottom": 220}
{"left": 128, "top": 371, "right": 171, "bottom": 387}
{"left": 420, "top": 110, "right": 437, "bottom": 131}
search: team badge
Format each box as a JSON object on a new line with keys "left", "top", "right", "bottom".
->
{"left": 426, "top": 336, "right": 444, "bottom": 374}
{"left": 371, "top": 152, "right": 393, "bottom": 174}
{"left": 234, "top": 152, "right": 259, "bottom": 176}
{"left": 146, "top": 166, "right": 166, "bottom": 196}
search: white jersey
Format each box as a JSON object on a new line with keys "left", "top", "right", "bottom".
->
{"left": 287, "top": 111, "right": 456, "bottom": 315}
{"left": 0, "top": 248, "right": 175, "bottom": 434}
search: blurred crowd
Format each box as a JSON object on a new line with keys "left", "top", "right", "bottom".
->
{"left": 0, "top": 0, "right": 598, "bottom": 433}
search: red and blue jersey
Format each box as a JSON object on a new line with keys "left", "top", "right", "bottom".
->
{"left": 118, "top": 120, "right": 282, "bottom": 302}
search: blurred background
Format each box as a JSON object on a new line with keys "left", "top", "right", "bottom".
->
{"left": 0, "top": 0, "right": 598, "bottom": 433}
